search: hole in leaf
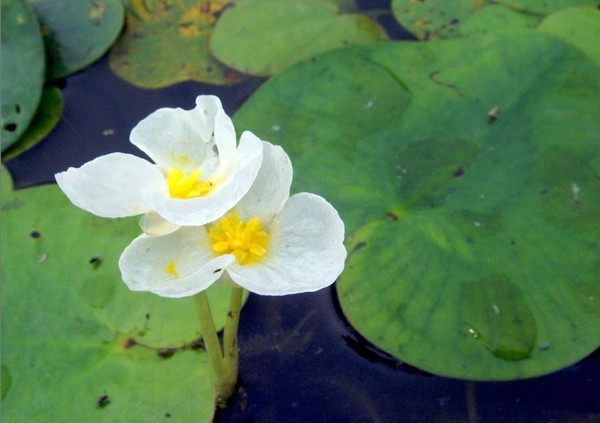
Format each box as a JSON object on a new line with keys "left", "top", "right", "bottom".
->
{"left": 158, "top": 348, "right": 176, "bottom": 359}
{"left": 122, "top": 338, "right": 137, "bottom": 349}
{"left": 90, "top": 255, "right": 102, "bottom": 268}
{"left": 3, "top": 123, "right": 17, "bottom": 132}
{"left": 95, "top": 394, "right": 110, "bottom": 408}
{"left": 453, "top": 167, "right": 465, "bottom": 177}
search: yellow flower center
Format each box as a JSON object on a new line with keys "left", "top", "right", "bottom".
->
{"left": 166, "top": 168, "right": 213, "bottom": 199}
{"left": 209, "top": 213, "right": 269, "bottom": 265}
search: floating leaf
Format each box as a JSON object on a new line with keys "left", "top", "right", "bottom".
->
{"left": 391, "top": 0, "right": 484, "bottom": 40}
{"left": 0, "top": 181, "right": 243, "bottom": 421}
{"left": 459, "top": 4, "right": 541, "bottom": 36}
{"left": 28, "top": 0, "right": 125, "bottom": 80}
{"left": 109, "top": 0, "right": 245, "bottom": 88}
{"left": 234, "top": 29, "right": 600, "bottom": 380}
{"left": 1, "top": 164, "right": 15, "bottom": 194}
{"left": 1, "top": 0, "right": 45, "bottom": 151}
{"left": 496, "top": 0, "right": 597, "bottom": 14}
{"left": 2, "top": 87, "right": 63, "bottom": 161}
{"left": 210, "top": 0, "right": 387, "bottom": 77}
{"left": 538, "top": 6, "right": 600, "bottom": 67}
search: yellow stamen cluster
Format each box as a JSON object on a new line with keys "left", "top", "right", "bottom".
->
{"left": 209, "top": 213, "right": 269, "bottom": 265}
{"left": 166, "top": 168, "right": 213, "bottom": 199}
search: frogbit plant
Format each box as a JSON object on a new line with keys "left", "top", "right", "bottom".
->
{"left": 56, "top": 95, "right": 263, "bottom": 235}
{"left": 55, "top": 97, "right": 347, "bottom": 405}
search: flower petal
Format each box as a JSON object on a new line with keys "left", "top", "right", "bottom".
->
{"left": 130, "top": 95, "right": 236, "bottom": 175}
{"left": 139, "top": 210, "right": 180, "bottom": 236}
{"left": 143, "top": 132, "right": 263, "bottom": 226}
{"left": 227, "top": 193, "right": 346, "bottom": 295}
{"left": 119, "top": 227, "right": 235, "bottom": 298}
{"left": 235, "top": 140, "right": 292, "bottom": 223}
{"left": 55, "top": 153, "right": 163, "bottom": 218}
{"left": 206, "top": 96, "right": 236, "bottom": 171}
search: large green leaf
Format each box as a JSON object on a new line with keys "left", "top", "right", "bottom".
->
{"left": 28, "top": 0, "right": 125, "bottom": 80}
{"left": 459, "top": 4, "right": 541, "bottom": 36}
{"left": 2, "top": 87, "right": 63, "bottom": 161}
{"left": 1, "top": 0, "right": 45, "bottom": 151}
{"left": 391, "top": 0, "right": 596, "bottom": 39}
{"left": 496, "top": 0, "right": 597, "bottom": 14}
{"left": 234, "top": 29, "right": 600, "bottom": 380}
{"left": 109, "top": 0, "right": 245, "bottom": 88}
{"left": 0, "top": 179, "right": 241, "bottom": 421}
{"left": 538, "top": 6, "right": 600, "bottom": 67}
{"left": 209, "top": 0, "right": 387, "bottom": 77}
{"left": 391, "top": 0, "right": 485, "bottom": 40}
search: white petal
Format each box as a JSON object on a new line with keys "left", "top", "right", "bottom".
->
{"left": 235, "top": 140, "right": 292, "bottom": 223}
{"left": 130, "top": 95, "right": 236, "bottom": 175}
{"left": 119, "top": 227, "right": 235, "bottom": 298}
{"left": 139, "top": 211, "right": 180, "bottom": 236}
{"left": 143, "top": 132, "right": 263, "bottom": 226}
{"left": 227, "top": 193, "right": 346, "bottom": 295}
{"left": 203, "top": 96, "right": 236, "bottom": 170}
{"left": 55, "top": 153, "right": 163, "bottom": 218}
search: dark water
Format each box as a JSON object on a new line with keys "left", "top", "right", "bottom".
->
{"left": 5, "top": 6, "right": 599, "bottom": 422}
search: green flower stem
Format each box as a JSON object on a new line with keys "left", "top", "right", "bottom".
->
{"left": 223, "top": 287, "right": 244, "bottom": 390}
{"left": 193, "top": 288, "right": 244, "bottom": 403}
{"left": 193, "top": 292, "right": 229, "bottom": 401}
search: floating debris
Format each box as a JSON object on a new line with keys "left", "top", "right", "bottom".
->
{"left": 487, "top": 105, "right": 499, "bottom": 123}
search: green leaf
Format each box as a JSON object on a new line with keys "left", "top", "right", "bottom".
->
{"left": 236, "top": 52, "right": 412, "bottom": 234}
{"left": 210, "top": 0, "right": 387, "bottom": 77}
{"left": 496, "top": 0, "right": 597, "bottom": 14}
{"left": 28, "top": 0, "right": 125, "bottom": 80}
{"left": 235, "top": 29, "right": 600, "bottom": 380}
{"left": 1, "top": 0, "right": 45, "bottom": 151}
{"left": 109, "top": 0, "right": 245, "bottom": 88}
{"left": 2, "top": 87, "right": 63, "bottom": 161}
{"left": 0, "top": 182, "right": 239, "bottom": 421}
{"left": 1, "top": 164, "right": 15, "bottom": 195}
{"left": 391, "top": 0, "right": 485, "bottom": 40}
{"left": 538, "top": 6, "right": 600, "bottom": 67}
{"left": 459, "top": 4, "right": 541, "bottom": 37}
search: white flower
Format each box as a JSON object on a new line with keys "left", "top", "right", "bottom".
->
{"left": 55, "top": 95, "right": 263, "bottom": 233}
{"left": 119, "top": 142, "right": 347, "bottom": 297}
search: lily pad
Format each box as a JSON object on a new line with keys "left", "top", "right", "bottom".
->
{"left": 538, "top": 6, "right": 600, "bottom": 67}
{"left": 459, "top": 4, "right": 541, "bottom": 36}
{"left": 109, "top": 0, "right": 245, "bottom": 88}
{"left": 496, "top": 0, "right": 597, "bottom": 15}
{"left": 1, "top": 0, "right": 45, "bottom": 151}
{"left": 0, "top": 181, "right": 242, "bottom": 421}
{"left": 2, "top": 87, "right": 63, "bottom": 161}
{"left": 210, "top": 0, "right": 387, "bottom": 77}
{"left": 391, "top": 0, "right": 484, "bottom": 40}
{"left": 234, "top": 29, "right": 600, "bottom": 380}
{"left": 28, "top": 0, "right": 125, "bottom": 80}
